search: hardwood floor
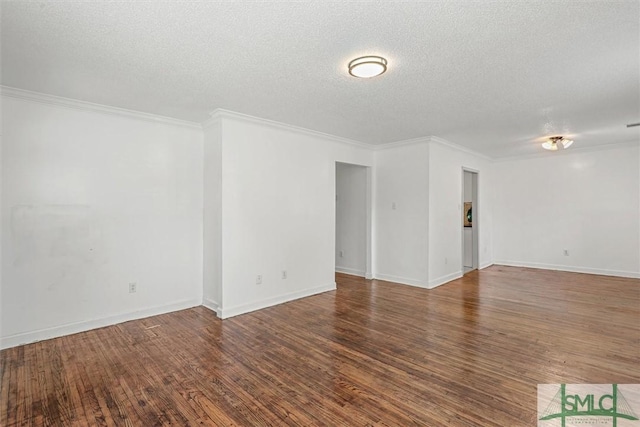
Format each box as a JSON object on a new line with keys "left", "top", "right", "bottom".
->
{"left": 2, "top": 266, "right": 639, "bottom": 426}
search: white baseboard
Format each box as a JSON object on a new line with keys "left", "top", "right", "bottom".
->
{"left": 428, "top": 271, "right": 463, "bottom": 289}
{"left": 375, "top": 271, "right": 464, "bottom": 290}
{"left": 335, "top": 266, "right": 366, "bottom": 277}
{"left": 479, "top": 262, "right": 494, "bottom": 270}
{"left": 218, "top": 283, "right": 336, "bottom": 319}
{"left": 202, "top": 298, "right": 221, "bottom": 317}
{"left": 0, "top": 298, "right": 202, "bottom": 350}
{"left": 494, "top": 260, "right": 640, "bottom": 279}
{"left": 374, "top": 273, "right": 429, "bottom": 288}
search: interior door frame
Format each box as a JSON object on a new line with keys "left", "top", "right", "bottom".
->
{"left": 461, "top": 167, "right": 479, "bottom": 273}
{"left": 334, "top": 161, "right": 372, "bottom": 279}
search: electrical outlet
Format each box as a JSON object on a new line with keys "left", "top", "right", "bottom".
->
{"left": 339, "top": 250, "right": 344, "bottom": 258}
{"left": 392, "top": 202, "right": 397, "bottom": 210}
{"left": 129, "top": 282, "right": 137, "bottom": 293}
{"left": 282, "top": 270, "right": 287, "bottom": 279}
{"left": 444, "top": 257, "right": 448, "bottom": 264}
{"left": 563, "top": 249, "right": 569, "bottom": 256}
{"left": 256, "top": 275, "right": 262, "bottom": 285}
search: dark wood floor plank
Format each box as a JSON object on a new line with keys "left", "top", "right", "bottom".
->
{"left": 1, "top": 266, "right": 639, "bottom": 426}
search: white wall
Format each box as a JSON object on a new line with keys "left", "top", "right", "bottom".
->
{"left": 335, "top": 162, "right": 367, "bottom": 276}
{"left": 373, "top": 139, "right": 492, "bottom": 288}
{"left": 493, "top": 144, "right": 640, "bottom": 278}
{"left": 373, "top": 142, "right": 430, "bottom": 287}
{"left": 428, "top": 141, "right": 493, "bottom": 287}
{"left": 3, "top": 89, "right": 636, "bottom": 349}
{"left": 1, "top": 94, "right": 203, "bottom": 349}
{"left": 202, "top": 119, "right": 222, "bottom": 311}
{"left": 206, "top": 112, "right": 373, "bottom": 318}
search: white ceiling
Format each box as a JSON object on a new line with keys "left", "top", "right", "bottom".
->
{"left": 2, "top": 1, "right": 639, "bottom": 158}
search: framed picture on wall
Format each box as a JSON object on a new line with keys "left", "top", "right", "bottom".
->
{"left": 464, "top": 202, "right": 472, "bottom": 227}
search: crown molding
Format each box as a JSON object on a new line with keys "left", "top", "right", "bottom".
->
{"left": 7, "top": 86, "right": 629, "bottom": 162}
{"left": 202, "top": 111, "right": 222, "bottom": 130}
{"left": 373, "top": 136, "right": 431, "bottom": 151}
{"left": 204, "top": 108, "right": 372, "bottom": 150}
{"left": 1, "top": 86, "right": 202, "bottom": 130}
{"left": 374, "top": 135, "right": 492, "bottom": 160}
{"left": 428, "top": 136, "right": 493, "bottom": 160}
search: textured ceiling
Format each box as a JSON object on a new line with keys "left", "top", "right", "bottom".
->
{"left": 2, "top": 1, "right": 639, "bottom": 157}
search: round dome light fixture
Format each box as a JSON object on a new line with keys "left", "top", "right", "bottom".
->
{"left": 348, "top": 56, "right": 388, "bottom": 78}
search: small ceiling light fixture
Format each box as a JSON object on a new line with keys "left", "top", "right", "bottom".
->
{"left": 348, "top": 55, "right": 388, "bottom": 78}
{"left": 542, "top": 136, "right": 574, "bottom": 151}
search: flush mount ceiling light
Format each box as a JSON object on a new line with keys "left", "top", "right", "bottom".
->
{"left": 542, "top": 136, "right": 574, "bottom": 151}
{"left": 348, "top": 56, "right": 388, "bottom": 78}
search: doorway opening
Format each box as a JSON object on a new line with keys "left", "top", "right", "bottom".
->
{"left": 462, "top": 169, "right": 479, "bottom": 274}
{"left": 335, "top": 162, "right": 372, "bottom": 279}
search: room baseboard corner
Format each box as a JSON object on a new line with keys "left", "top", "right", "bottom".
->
{"left": 428, "top": 271, "right": 463, "bottom": 289}
{"left": 374, "top": 273, "right": 429, "bottom": 289}
{"left": 218, "top": 283, "right": 336, "bottom": 319}
{"left": 335, "top": 266, "right": 366, "bottom": 277}
{"left": 202, "top": 298, "right": 221, "bottom": 317}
